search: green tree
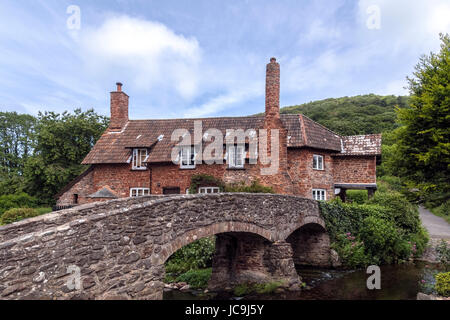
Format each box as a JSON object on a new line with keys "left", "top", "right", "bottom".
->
{"left": 0, "top": 112, "right": 37, "bottom": 195}
{"left": 392, "top": 34, "right": 450, "bottom": 204}
{"left": 24, "top": 109, "right": 109, "bottom": 204}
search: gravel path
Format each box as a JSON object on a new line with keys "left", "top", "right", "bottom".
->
{"left": 419, "top": 206, "right": 450, "bottom": 240}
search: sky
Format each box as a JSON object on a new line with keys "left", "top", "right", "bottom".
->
{"left": 0, "top": 0, "right": 449, "bottom": 119}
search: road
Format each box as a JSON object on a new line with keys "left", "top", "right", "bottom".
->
{"left": 419, "top": 206, "right": 450, "bottom": 240}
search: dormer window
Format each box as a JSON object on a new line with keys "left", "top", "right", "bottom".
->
{"left": 180, "top": 146, "right": 196, "bottom": 169}
{"left": 228, "top": 145, "right": 245, "bottom": 169}
{"left": 313, "top": 154, "right": 324, "bottom": 170}
{"left": 132, "top": 148, "right": 147, "bottom": 170}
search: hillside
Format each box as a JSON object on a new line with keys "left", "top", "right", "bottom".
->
{"left": 260, "top": 94, "right": 409, "bottom": 136}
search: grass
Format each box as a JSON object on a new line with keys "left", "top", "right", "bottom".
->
{"left": 165, "top": 268, "right": 212, "bottom": 289}
{"left": 36, "top": 207, "right": 52, "bottom": 215}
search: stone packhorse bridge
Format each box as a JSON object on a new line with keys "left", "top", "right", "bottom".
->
{"left": 0, "top": 193, "right": 332, "bottom": 300}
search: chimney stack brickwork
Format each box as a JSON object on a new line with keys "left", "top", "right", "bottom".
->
{"left": 110, "top": 82, "right": 129, "bottom": 131}
{"left": 265, "top": 57, "right": 281, "bottom": 125}
{"left": 261, "top": 57, "right": 292, "bottom": 194}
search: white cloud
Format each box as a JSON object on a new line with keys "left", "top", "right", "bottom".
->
{"left": 182, "top": 83, "right": 262, "bottom": 118}
{"left": 80, "top": 16, "right": 201, "bottom": 99}
{"left": 357, "top": 0, "right": 450, "bottom": 52}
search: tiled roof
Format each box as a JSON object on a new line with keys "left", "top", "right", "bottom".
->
{"left": 82, "top": 114, "right": 380, "bottom": 164}
{"left": 337, "top": 134, "right": 382, "bottom": 156}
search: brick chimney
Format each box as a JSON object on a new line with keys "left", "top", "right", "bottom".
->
{"left": 265, "top": 57, "right": 280, "bottom": 126}
{"left": 110, "top": 82, "right": 129, "bottom": 131}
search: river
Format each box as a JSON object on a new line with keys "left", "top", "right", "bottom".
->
{"left": 163, "top": 262, "right": 440, "bottom": 300}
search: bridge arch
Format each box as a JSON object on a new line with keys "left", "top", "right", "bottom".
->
{"left": 0, "top": 193, "right": 326, "bottom": 300}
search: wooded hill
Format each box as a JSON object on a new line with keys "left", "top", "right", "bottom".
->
{"left": 259, "top": 94, "right": 409, "bottom": 136}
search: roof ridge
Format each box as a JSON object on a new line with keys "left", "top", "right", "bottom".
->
{"left": 342, "top": 133, "right": 383, "bottom": 138}
{"left": 128, "top": 115, "right": 265, "bottom": 122}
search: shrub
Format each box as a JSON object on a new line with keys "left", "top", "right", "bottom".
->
{"left": 360, "top": 215, "right": 407, "bottom": 264}
{"left": 436, "top": 240, "right": 450, "bottom": 271}
{"left": 435, "top": 272, "right": 450, "bottom": 297}
{"left": 0, "top": 208, "right": 40, "bottom": 225}
{"left": 331, "top": 233, "right": 372, "bottom": 268}
{"left": 346, "top": 190, "right": 368, "bottom": 204}
{"left": 175, "top": 268, "right": 212, "bottom": 289}
{"left": 189, "top": 174, "right": 225, "bottom": 194}
{"left": 406, "top": 227, "right": 429, "bottom": 258}
{"left": 368, "top": 191, "right": 421, "bottom": 233}
{"left": 0, "top": 193, "right": 38, "bottom": 215}
{"left": 165, "top": 237, "right": 215, "bottom": 274}
{"left": 224, "top": 180, "right": 274, "bottom": 193}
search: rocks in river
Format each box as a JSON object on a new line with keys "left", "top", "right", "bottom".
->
{"left": 180, "top": 284, "right": 191, "bottom": 291}
{"left": 417, "top": 292, "right": 450, "bottom": 300}
{"left": 164, "top": 282, "right": 191, "bottom": 291}
{"left": 330, "top": 249, "right": 342, "bottom": 268}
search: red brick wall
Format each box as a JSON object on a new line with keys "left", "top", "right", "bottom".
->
{"left": 56, "top": 169, "right": 95, "bottom": 206}
{"left": 287, "top": 148, "right": 334, "bottom": 200}
{"left": 332, "top": 155, "right": 376, "bottom": 184}
{"left": 92, "top": 164, "right": 151, "bottom": 197}
{"left": 57, "top": 150, "right": 377, "bottom": 205}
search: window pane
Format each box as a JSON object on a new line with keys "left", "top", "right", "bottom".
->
{"left": 319, "top": 156, "right": 323, "bottom": 170}
{"left": 313, "top": 156, "right": 317, "bottom": 169}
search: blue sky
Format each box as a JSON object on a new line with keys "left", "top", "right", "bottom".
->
{"left": 0, "top": 0, "right": 449, "bottom": 119}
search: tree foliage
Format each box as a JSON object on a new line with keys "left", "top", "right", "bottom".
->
{"left": 0, "top": 112, "right": 36, "bottom": 175}
{"left": 388, "top": 34, "right": 450, "bottom": 205}
{"left": 275, "top": 94, "right": 408, "bottom": 135}
{"left": 22, "top": 109, "right": 108, "bottom": 204}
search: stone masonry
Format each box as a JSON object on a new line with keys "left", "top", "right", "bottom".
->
{"left": 0, "top": 193, "right": 331, "bottom": 300}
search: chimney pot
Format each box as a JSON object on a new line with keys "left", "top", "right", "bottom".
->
{"left": 116, "top": 82, "right": 123, "bottom": 92}
{"left": 270, "top": 57, "right": 276, "bottom": 63}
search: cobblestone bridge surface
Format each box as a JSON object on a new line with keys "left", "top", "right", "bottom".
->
{"left": 0, "top": 193, "right": 331, "bottom": 300}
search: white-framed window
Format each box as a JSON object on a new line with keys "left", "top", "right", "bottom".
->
{"left": 199, "top": 187, "right": 220, "bottom": 194}
{"left": 180, "top": 146, "right": 196, "bottom": 169}
{"left": 132, "top": 148, "right": 147, "bottom": 170}
{"left": 312, "top": 189, "right": 326, "bottom": 201}
{"left": 313, "top": 154, "right": 324, "bottom": 170}
{"left": 130, "top": 188, "right": 150, "bottom": 197}
{"left": 228, "top": 145, "right": 245, "bottom": 168}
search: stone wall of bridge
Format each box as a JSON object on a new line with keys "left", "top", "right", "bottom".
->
{"left": 0, "top": 193, "right": 329, "bottom": 300}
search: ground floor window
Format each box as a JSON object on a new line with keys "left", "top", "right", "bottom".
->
{"left": 130, "top": 188, "right": 150, "bottom": 197}
{"left": 312, "top": 189, "right": 326, "bottom": 201}
{"left": 199, "top": 187, "right": 220, "bottom": 194}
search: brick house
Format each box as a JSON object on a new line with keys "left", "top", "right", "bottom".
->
{"left": 56, "top": 58, "right": 381, "bottom": 206}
